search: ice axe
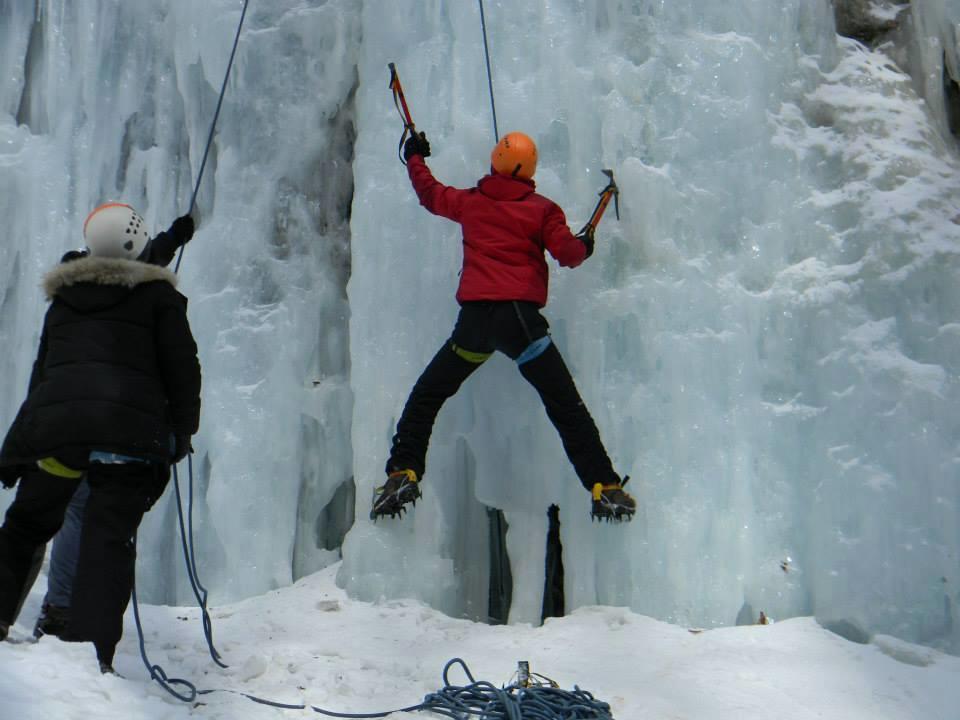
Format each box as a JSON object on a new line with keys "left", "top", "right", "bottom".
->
{"left": 578, "top": 169, "right": 620, "bottom": 239}
{"left": 388, "top": 62, "right": 421, "bottom": 164}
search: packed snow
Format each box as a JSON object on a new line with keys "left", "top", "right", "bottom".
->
{"left": 2, "top": 563, "right": 958, "bottom": 719}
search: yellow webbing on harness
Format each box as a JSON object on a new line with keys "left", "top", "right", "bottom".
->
{"left": 451, "top": 343, "right": 491, "bottom": 364}
{"left": 37, "top": 457, "right": 83, "bottom": 479}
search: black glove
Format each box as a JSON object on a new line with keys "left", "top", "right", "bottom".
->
{"left": 168, "top": 214, "right": 195, "bottom": 245}
{"left": 60, "top": 249, "right": 89, "bottom": 263}
{"left": 576, "top": 227, "right": 595, "bottom": 258}
{"left": 0, "top": 466, "right": 20, "bottom": 489}
{"left": 403, "top": 131, "right": 431, "bottom": 161}
{"left": 172, "top": 434, "right": 193, "bottom": 464}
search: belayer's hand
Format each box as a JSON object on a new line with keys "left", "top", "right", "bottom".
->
{"left": 576, "top": 226, "right": 595, "bottom": 258}
{"left": 60, "top": 248, "right": 89, "bottom": 263}
{"left": 0, "top": 467, "right": 20, "bottom": 490}
{"left": 169, "top": 214, "right": 195, "bottom": 245}
{"left": 403, "top": 131, "right": 431, "bottom": 161}
{"left": 172, "top": 434, "right": 193, "bottom": 464}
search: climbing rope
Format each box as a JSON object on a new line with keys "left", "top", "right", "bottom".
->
{"left": 129, "top": 457, "right": 226, "bottom": 699}
{"left": 418, "top": 658, "right": 614, "bottom": 719}
{"left": 129, "top": 0, "right": 246, "bottom": 692}
{"left": 159, "top": 0, "right": 249, "bottom": 665}
{"left": 131, "top": 577, "right": 201, "bottom": 703}
{"left": 125, "top": 639, "right": 616, "bottom": 720}
{"left": 175, "top": 0, "right": 250, "bottom": 272}
{"left": 171, "top": 456, "right": 227, "bottom": 667}
{"left": 478, "top": 0, "right": 500, "bottom": 142}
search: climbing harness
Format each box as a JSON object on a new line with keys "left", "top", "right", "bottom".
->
{"left": 175, "top": 0, "right": 250, "bottom": 272}
{"left": 478, "top": 0, "right": 500, "bottom": 141}
{"left": 388, "top": 62, "right": 420, "bottom": 165}
{"left": 515, "top": 336, "right": 552, "bottom": 366}
{"left": 578, "top": 169, "right": 620, "bottom": 239}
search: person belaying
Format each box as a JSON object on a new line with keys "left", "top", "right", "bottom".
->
{"left": 371, "top": 130, "right": 635, "bottom": 522}
{"left": 25, "top": 211, "right": 196, "bottom": 642}
{"left": 0, "top": 202, "right": 201, "bottom": 673}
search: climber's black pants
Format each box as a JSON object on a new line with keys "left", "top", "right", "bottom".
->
{"left": 388, "top": 301, "right": 618, "bottom": 490}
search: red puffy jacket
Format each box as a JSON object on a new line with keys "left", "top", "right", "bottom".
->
{"left": 407, "top": 155, "right": 587, "bottom": 307}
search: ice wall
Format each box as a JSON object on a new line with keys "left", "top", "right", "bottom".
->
{"left": 0, "top": 0, "right": 957, "bottom": 653}
{"left": 342, "top": 0, "right": 960, "bottom": 652}
{"left": 0, "top": 1, "right": 359, "bottom": 603}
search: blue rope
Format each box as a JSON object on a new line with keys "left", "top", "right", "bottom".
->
{"left": 131, "top": 536, "right": 202, "bottom": 704}
{"left": 478, "top": 0, "right": 499, "bottom": 142}
{"left": 128, "top": 454, "right": 226, "bottom": 705}
{"left": 129, "top": 0, "right": 240, "bottom": 694}
{"left": 130, "top": 616, "right": 616, "bottom": 720}
{"left": 416, "top": 658, "right": 614, "bottom": 720}
{"left": 176, "top": 0, "right": 250, "bottom": 272}
{"left": 171, "top": 457, "right": 227, "bottom": 668}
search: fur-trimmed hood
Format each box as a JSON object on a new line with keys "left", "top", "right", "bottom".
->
{"left": 43, "top": 256, "right": 178, "bottom": 313}
{"left": 44, "top": 256, "right": 177, "bottom": 299}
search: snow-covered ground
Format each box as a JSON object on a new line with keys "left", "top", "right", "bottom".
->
{"left": 2, "top": 563, "right": 956, "bottom": 720}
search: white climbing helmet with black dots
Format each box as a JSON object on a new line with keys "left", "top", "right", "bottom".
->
{"left": 83, "top": 202, "right": 150, "bottom": 259}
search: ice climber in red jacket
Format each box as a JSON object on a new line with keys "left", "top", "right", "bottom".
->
{"left": 371, "top": 130, "right": 635, "bottom": 523}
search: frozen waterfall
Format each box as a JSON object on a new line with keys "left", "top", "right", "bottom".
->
{"left": 0, "top": 0, "right": 957, "bottom": 654}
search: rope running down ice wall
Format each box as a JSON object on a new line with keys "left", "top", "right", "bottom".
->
{"left": 130, "top": 0, "right": 251, "bottom": 694}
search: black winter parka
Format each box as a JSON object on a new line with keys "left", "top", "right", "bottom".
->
{"left": 0, "top": 256, "right": 201, "bottom": 472}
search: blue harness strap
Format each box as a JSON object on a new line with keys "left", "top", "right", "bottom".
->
{"left": 516, "top": 336, "right": 552, "bottom": 365}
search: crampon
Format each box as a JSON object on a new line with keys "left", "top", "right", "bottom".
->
{"left": 370, "top": 469, "right": 421, "bottom": 520}
{"left": 590, "top": 477, "right": 636, "bottom": 522}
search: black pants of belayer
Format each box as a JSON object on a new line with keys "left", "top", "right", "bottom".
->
{"left": 0, "top": 462, "right": 168, "bottom": 665}
{"left": 388, "top": 301, "right": 618, "bottom": 490}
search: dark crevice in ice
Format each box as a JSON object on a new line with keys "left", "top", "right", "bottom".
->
{"left": 316, "top": 476, "right": 356, "bottom": 552}
{"left": 541, "top": 504, "right": 565, "bottom": 623}
{"left": 487, "top": 507, "right": 513, "bottom": 625}
{"left": 16, "top": 5, "right": 48, "bottom": 133}
{"left": 833, "top": 0, "right": 905, "bottom": 46}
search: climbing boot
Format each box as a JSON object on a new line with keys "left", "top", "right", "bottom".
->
{"left": 0, "top": 621, "right": 8, "bottom": 642}
{"left": 34, "top": 602, "right": 70, "bottom": 639}
{"left": 590, "top": 477, "right": 636, "bottom": 522}
{"left": 370, "top": 469, "right": 421, "bottom": 520}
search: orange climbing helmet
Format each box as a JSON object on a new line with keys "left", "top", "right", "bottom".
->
{"left": 490, "top": 131, "right": 537, "bottom": 180}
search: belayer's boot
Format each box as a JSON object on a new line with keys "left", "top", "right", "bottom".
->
{"left": 370, "top": 469, "right": 421, "bottom": 520}
{"left": 34, "top": 602, "right": 71, "bottom": 639}
{"left": 590, "top": 477, "right": 636, "bottom": 522}
{"left": 96, "top": 642, "right": 119, "bottom": 676}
